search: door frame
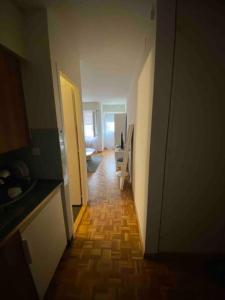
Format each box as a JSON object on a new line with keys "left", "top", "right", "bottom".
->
{"left": 56, "top": 69, "right": 88, "bottom": 238}
{"left": 60, "top": 74, "right": 83, "bottom": 206}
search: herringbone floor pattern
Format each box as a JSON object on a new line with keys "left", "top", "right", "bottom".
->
{"left": 45, "top": 151, "right": 225, "bottom": 300}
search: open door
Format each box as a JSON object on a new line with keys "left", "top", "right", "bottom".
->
{"left": 58, "top": 72, "right": 88, "bottom": 236}
{"left": 60, "top": 76, "right": 82, "bottom": 206}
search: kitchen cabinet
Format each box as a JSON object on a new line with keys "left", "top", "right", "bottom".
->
{"left": 20, "top": 188, "right": 67, "bottom": 299}
{"left": 0, "top": 45, "right": 29, "bottom": 154}
{"left": 0, "top": 231, "right": 39, "bottom": 300}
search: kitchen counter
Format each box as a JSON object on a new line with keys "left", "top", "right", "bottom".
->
{"left": 0, "top": 180, "right": 62, "bottom": 245}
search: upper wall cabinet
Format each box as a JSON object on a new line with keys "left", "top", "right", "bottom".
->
{"left": 0, "top": 46, "right": 29, "bottom": 154}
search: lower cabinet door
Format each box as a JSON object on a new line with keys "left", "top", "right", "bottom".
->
{"left": 0, "top": 231, "right": 39, "bottom": 300}
{"left": 20, "top": 188, "right": 67, "bottom": 299}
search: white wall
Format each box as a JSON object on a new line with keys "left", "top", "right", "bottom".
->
{"left": 126, "top": 3, "right": 155, "bottom": 215}
{"left": 126, "top": 87, "right": 137, "bottom": 126}
{"left": 47, "top": 5, "right": 82, "bottom": 131}
{"left": 0, "top": 0, "right": 26, "bottom": 58}
{"left": 124, "top": 1, "right": 156, "bottom": 250}
{"left": 133, "top": 27, "right": 156, "bottom": 249}
{"left": 22, "top": 8, "right": 57, "bottom": 130}
{"left": 47, "top": 4, "right": 88, "bottom": 239}
{"left": 126, "top": 36, "right": 148, "bottom": 127}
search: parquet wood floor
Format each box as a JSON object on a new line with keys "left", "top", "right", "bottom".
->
{"left": 45, "top": 151, "right": 225, "bottom": 300}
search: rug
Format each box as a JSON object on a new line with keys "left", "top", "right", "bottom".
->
{"left": 87, "top": 155, "right": 102, "bottom": 173}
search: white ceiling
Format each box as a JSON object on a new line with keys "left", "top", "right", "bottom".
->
{"left": 15, "top": 0, "right": 152, "bottom": 102}
{"left": 74, "top": 0, "right": 152, "bottom": 102}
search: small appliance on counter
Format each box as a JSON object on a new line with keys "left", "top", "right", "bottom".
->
{"left": 0, "top": 161, "right": 37, "bottom": 208}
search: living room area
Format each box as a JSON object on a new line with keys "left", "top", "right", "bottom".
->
{"left": 83, "top": 102, "right": 127, "bottom": 174}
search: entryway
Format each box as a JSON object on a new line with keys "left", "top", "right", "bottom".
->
{"left": 59, "top": 73, "right": 88, "bottom": 235}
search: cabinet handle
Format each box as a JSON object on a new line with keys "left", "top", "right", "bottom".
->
{"left": 22, "top": 240, "right": 32, "bottom": 265}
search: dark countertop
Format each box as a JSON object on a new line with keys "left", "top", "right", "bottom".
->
{"left": 0, "top": 180, "right": 62, "bottom": 243}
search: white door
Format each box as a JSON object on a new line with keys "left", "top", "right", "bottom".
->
{"left": 114, "top": 113, "right": 127, "bottom": 147}
{"left": 104, "top": 113, "right": 115, "bottom": 149}
{"left": 60, "top": 77, "right": 82, "bottom": 205}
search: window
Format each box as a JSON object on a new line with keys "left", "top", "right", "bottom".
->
{"left": 83, "top": 110, "right": 96, "bottom": 138}
{"left": 106, "top": 121, "right": 114, "bottom": 132}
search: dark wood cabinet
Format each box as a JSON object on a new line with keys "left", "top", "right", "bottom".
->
{"left": 0, "top": 232, "right": 39, "bottom": 300}
{"left": 0, "top": 46, "right": 29, "bottom": 154}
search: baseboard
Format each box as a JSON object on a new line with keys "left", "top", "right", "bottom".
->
{"left": 66, "top": 235, "right": 74, "bottom": 248}
{"left": 144, "top": 253, "right": 159, "bottom": 260}
{"left": 73, "top": 204, "right": 87, "bottom": 233}
{"left": 132, "top": 194, "right": 144, "bottom": 257}
{"left": 144, "top": 252, "right": 225, "bottom": 262}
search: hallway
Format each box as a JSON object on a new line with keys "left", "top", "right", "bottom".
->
{"left": 46, "top": 151, "right": 146, "bottom": 299}
{"left": 45, "top": 151, "right": 224, "bottom": 300}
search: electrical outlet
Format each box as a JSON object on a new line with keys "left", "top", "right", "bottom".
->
{"left": 32, "top": 147, "right": 41, "bottom": 156}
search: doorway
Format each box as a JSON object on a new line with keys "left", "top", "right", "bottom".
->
{"left": 103, "top": 112, "right": 115, "bottom": 149}
{"left": 59, "top": 73, "right": 88, "bottom": 234}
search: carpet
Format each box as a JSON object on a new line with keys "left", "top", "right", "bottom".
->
{"left": 87, "top": 155, "right": 102, "bottom": 173}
